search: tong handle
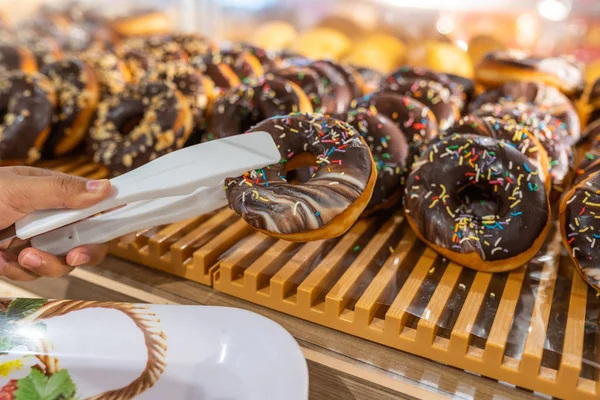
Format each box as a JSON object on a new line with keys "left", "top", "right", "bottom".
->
{"left": 31, "top": 186, "right": 228, "bottom": 256}
{"left": 16, "top": 132, "right": 279, "bottom": 240}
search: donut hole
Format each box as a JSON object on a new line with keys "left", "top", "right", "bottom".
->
{"left": 456, "top": 184, "right": 503, "bottom": 218}
{"left": 284, "top": 152, "right": 317, "bottom": 185}
{"left": 119, "top": 113, "right": 144, "bottom": 136}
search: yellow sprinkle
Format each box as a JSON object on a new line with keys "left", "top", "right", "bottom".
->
{"left": 429, "top": 151, "right": 433, "bottom": 162}
{"left": 429, "top": 199, "right": 439, "bottom": 208}
{"left": 389, "top": 246, "right": 394, "bottom": 253}
{"left": 580, "top": 227, "right": 590, "bottom": 233}
{"left": 510, "top": 199, "right": 521, "bottom": 208}
{"left": 484, "top": 241, "right": 490, "bottom": 246}
{"left": 469, "top": 236, "right": 480, "bottom": 241}
{"left": 446, "top": 206, "right": 455, "bottom": 217}
{"left": 459, "top": 156, "right": 464, "bottom": 166}
{"left": 584, "top": 202, "right": 600, "bottom": 207}
{"left": 487, "top": 169, "right": 491, "bottom": 180}
{"left": 575, "top": 218, "right": 580, "bottom": 226}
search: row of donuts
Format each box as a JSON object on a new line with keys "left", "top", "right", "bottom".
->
{"left": 561, "top": 76, "right": 600, "bottom": 292}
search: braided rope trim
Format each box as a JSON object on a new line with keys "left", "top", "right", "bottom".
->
{"left": 24, "top": 300, "right": 168, "bottom": 400}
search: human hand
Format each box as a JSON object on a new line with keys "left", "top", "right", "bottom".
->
{"left": 0, "top": 166, "right": 112, "bottom": 281}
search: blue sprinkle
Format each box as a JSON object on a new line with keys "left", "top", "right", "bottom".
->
{"left": 265, "top": 182, "right": 269, "bottom": 187}
{"left": 510, "top": 211, "right": 523, "bottom": 216}
{"left": 315, "top": 211, "right": 320, "bottom": 217}
{"left": 594, "top": 234, "right": 600, "bottom": 238}
{"left": 524, "top": 163, "right": 532, "bottom": 173}
{"left": 528, "top": 182, "right": 534, "bottom": 191}
{"left": 495, "top": 222, "right": 504, "bottom": 230}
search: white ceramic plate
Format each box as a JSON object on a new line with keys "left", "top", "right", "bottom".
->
{"left": 25, "top": 304, "right": 308, "bottom": 400}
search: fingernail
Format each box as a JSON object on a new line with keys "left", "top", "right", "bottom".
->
{"left": 21, "top": 252, "right": 41, "bottom": 269}
{"left": 86, "top": 179, "right": 110, "bottom": 193}
{"left": 70, "top": 253, "right": 91, "bottom": 267}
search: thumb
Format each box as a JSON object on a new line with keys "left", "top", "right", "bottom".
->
{"left": 5, "top": 174, "right": 112, "bottom": 213}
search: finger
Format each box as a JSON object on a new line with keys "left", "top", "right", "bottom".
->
{"left": 18, "top": 248, "right": 74, "bottom": 278}
{"left": 2, "top": 175, "right": 111, "bottom": 213}
{"left": 10, "top": 166, "right": 60, "bottom": 177}
{"left": 66, "top": 243, "right": 109, "bottom": 267}
{"left": 0, "top": 252, "right": 38, "bottom": 281}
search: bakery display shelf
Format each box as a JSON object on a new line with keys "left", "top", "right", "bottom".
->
{"left": 45, "top": 156, "right": 600, "bottom": 399}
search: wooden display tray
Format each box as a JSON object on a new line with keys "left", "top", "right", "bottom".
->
{"left": 48, "top": 156, "right": 600, "bottom": 399}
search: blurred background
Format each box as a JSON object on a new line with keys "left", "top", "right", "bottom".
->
{"left": 2, "top": 0, "right": 599, "bottom": 76}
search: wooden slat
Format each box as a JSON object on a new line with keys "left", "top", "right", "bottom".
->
{"left": 354, "top": 229, "right": 418, "bottom": 326}
{"left": 325, "top": 214, "right": 404, "bottom": 317}
{"left": 415, "top": 263, "right": 463, "bottom": 346}
{"left": 148, "top": 216, "right": 206, "bottom": 258}
{"left": 484, "top": 268, "right": 526, "bottom": 366}
{"left": 384, "top": 248, "right": 438, "bottom": 335}
{"left": 242, "top": 240, "right": 298, "bottom": 292}
{"left": 219, "top": 232, "right": 273, "bottom": 282}
{"left": 269, "top": 239, "right": 332, "bottom": 302}
{"left": 170, "top": 209, "right": 234, "bottom": 266}
{"left": 449, "top": 272, "right": 493, "bottom": 355}
{"left": 297, "top": 219, "right": 374, "bottom": 309}
{"left": 520, "top": 256, "right": 559, "bottom": 374}
{"left": 558, "top": 271, "right": 587, "bottom": 386}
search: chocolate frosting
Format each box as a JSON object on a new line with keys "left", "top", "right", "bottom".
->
{"left": 471, "top": 103, "right": 572, "bottom": 192}
{"left": 219, "top": 42, "right": 277, "bottom": 74}
{"left": 312, "top": 60, "right": 362, "bottom": 99}
{"left": 123, "top": 36, "right": 187, "bottom": 63}
{"left": 446, "top": 73, "right": 475, "bottom": 105}
{"left": 446, "top": 115, "right": 549, "bottom": 187}
{"left": 274, "top": 65, "right": 327, "bottom": 112}
{"left": 480, "top": 50, "right": 584, "bottom": 93}
{"left": 562, "top": 173, "right": 600, "bottom": 289}
{"left": 351, "top": 91, "right": 439, "bottom": 159}
{"left": 80, "top": 48, "right": 128, "bottom": 95}
{"left": 307, "top": 60, "right": 354, "bottom": 114}
{"left": 0, "top": 45, "right": 23, "bottom": 71}
{"left": 338, "top": 109, "right": 409, "bottom": 211}
{"left": 11, "top": 31, "right": 62, "bottom": 68}
{"left": 405, "top": 134, "right": 549, "bottom": 262}
{"left": 469, "top": 82, "right": 580, "bottom": 144}
{"left": 191, "top": 54, "right": 236, "bottom": 90}
{"left": 385, "top": 66, "right": 465, "bottom": 110}
{"left": 148, "top": 62, "right": 209, "bottom": 129}
{"left": 41, "top": 58, "right": 98, "bottom": 156}
{"left": 89, "top": 81, "right": 189, "bottom": 175}
{"left": 380, "top": 78, "right": 460, "bottom": 131}
{"left": 0, "top": 71, "right": 55, "bottom": 163}
{"left": 206, "top": 75, "right": 307, "bottom": 141}
{"left": 171, "top": 33, "right": 216, "bottom": 58}
{"left": 225, "top": 114, "right": 373, "bottom": 235}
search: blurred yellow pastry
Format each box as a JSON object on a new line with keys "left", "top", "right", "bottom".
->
{"left": 292, "top": 27, "right": 351, "bottom": 60}
{"left": 407, "top": 40, "right": 474, "bottom": 78}
{"left": 250, "top": 20, "right": 297, "bottom": 51}
{"left": 468, "top": 35, "right": 505, "bottom": 66}
{"left": 343, "top": 33, "right": 406, "bottom": 73}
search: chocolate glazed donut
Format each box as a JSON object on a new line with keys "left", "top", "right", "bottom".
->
{"left": 88, "top": 81, "right": 193, "bottom": 176}
{"left": 190, "top": 54, "right": 241, "bottom": 94}
{"left": 380, "top": 78, "right": 461, "bottom": 131}
{"left": 475, "top": 50, "right": 585, "bottom": 96}
{"left": 337, "top": 108, "right": 409, "bottom": 214}
{"left": 355, "top": 66, "right": 383, "bottom": 94}
{"left": 385, "top": 66, "right": 466, "bottom": 110}
{"left": 350, "top": 91, "right": 439, "bottom": 160}
{"left": 404, "top": 134, "right": 550, "bottom": 272}
{"left": 471, "top": 103, "right": 573, "bottom": 197}
{"left": 274, "top": 64, "right": 329, "bottom": 113}
{"left": 205, "top": 75, "right": 313, "bottom": 141}
{"left": 469, "top": 82, "right": 580, "bottom": 145}
{"left": 0, "top": 44, "right": 37, "bottom": 73}
{"left": 446, "top": 115, "right": 551, "bottom": 193}
{"left": 560, "top": 171, "right": 600, "bottom": 291}
{"left": 0, "top": 71, "right": 56, "bottom": 164}
{"left": 225, "top": 114, "right": 376, "bottom": 242}
{"left": 312, "top": 60, "right": 363, "bottom": 99}
{"left": 41, "top": 58, "right": 100, "bottom": 157}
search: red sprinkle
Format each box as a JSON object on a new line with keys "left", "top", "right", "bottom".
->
{"left": 579, "top": 207, "right": 586, "bottom": 216}
{"left": 568, "top": 237, "right": 575, "bottom": 245}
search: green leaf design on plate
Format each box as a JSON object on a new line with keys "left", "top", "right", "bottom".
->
{"left": 14, "top": 369, "right": 76, "bottom": 400}
{"left": 7, "top": 300, "right": 47, "bottom": 320}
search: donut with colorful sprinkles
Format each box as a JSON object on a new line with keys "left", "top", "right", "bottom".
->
{"left": 350, "top": 91, "right": 439, "bottom": 160}
{"left": 225, "top": 114, "right": 376, "bottom": 241}
{"left": 446, "top": 115, "right": 551, "bottom": 193}
{"left": 380, "top": 77, "right": 461, "bottom": 131}
{"left": 404, "top": 134, "right": 550, "bottom": 272}
{"left": 337, "top": 108, "right": 409, "bottom": 214}
{"left": 560, "top": 170, "right": 600, "bottom": 291}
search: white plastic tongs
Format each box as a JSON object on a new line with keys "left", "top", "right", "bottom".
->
{"left": 0, "top": 132, "right": 280, "bottom": 256}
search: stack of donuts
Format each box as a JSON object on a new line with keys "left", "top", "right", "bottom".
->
{"left": 4, "top": 4, "right": 600, "bottom": 290}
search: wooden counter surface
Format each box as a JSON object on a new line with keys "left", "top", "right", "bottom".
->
{"left": 0, "top": 256, "right": 542, "bottom": 400}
